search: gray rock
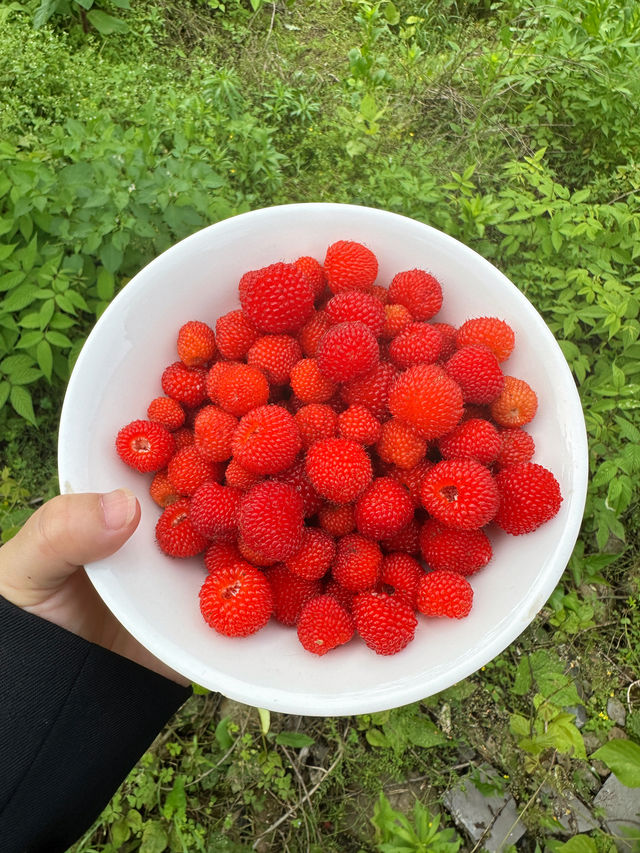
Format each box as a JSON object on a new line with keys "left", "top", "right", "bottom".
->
{"left": 607, "top": 698, "right": 627, "bottom": 727}
{"left": 566, "top": 704, "right": 588, "bottom": 729}
{"left": 552, "top": 789, "right": 600, "bottom": 835}
{"left": 443, "top": 766, "right": 526, "bottom": 852}
{"left": 593, "top": 774, "right": 640, "bottom": 852}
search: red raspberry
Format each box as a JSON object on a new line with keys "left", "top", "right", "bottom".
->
{"left": 237, "top": 481, "right": 304, "bottom": 562}
{"left": 156, "top": 497, "right": 208, "bottom": 558}
{"left": 445, "top": 345, "right": 504, "bottom": 404}
{"left": 324, "top": 240, "right": 378, "bottom": 293}
{"left": 342, "top": 360, "right": 398, "bottom": 419}
{"left": 382, "top": 303, "right": 413, "bottom": 340}
{"left": 161, "top": 361, "right": 208, "bottom": 408}
{"left": 168, "top": 445, "right": 221, "bottom": 496}
{"left": 376, "top": 418, "right": 427, "bottom": 469}
{"left": 295, "top": 404, "right": 338, "bottom": 449}
{"left": 116, "top": 419, "right": 176, "bottom": 473}
{"left": 490, "top": 376, "right": 538, "bottom": 428}
{"left": 204, "top": 540, "right": 243, "bottom": 574}
{"left": 214, "top": 310, "right": 258, "bottom": 360}
{"left": 237, "top": 536, "right": 279, "bottom": 567}
{"left": 285, "top": 527, "right": 336, "bottom": 581}
{"left": 380, "top": 552, "right": 423, "bottom": 607}
{"left": 149, "top": 470, "right": 179, "bottom": 508}
{"left": 325, "top": 290, "right": 385, "bottom": 336}
{"left": 389, "top": 322, "right": 443, "bottom": 368}
{"left": 438, "top": 418, "right": 501, "bottom": 466}
{"left": 369, "top": 283, "right": 389, "bottom": 303}
{"left": 417, "top": 570, "right": 473, "bottom": 618}
{"left": 297, "top": 310, "right": 331, "bottom": 357}
{"left": 194, "top": 405, "right": 238, "bottom": 462}
{"left": 316, "top": 321, "right": 379, "bottom": 383}
{"left": 332, "top": 533, "right": 382, "bottom": 592}
{"left": 224, "top": 458, "right": 261, "bottom": 491}
{"left": 247, "top": 335, "right": 302, "bottom": 386}
{"left": 388, "top": 364, "right": 464, "bottom": 440}
{"left": 293, "top": 255, "right": 327, "bottom": 300}
{"left": 337, "top": 405, "right": 381, "bottom": 445}
{"left": 353, "top": 591, "right": 417, "bottom": 655}
{"left": 379, "top": 517, "right": 421, "bottom": 555}
{"left": 305, "top": 437, "right": 373, "bottom": 504}
{"left": 290, "top": 358, "right": 336, "bottom": 404}
{"left": 420, "top": 459, "right": 499, "bottom": 530}
{"left": 456, "top": 317, "right": 515, "bottom": 363}
{"left": 177, "top": 320, "right": 217, "bottom": 367}
{"left": 205, "top": 360, "right": 235, "bottom": 403}
{"left": 494, "top": 462, "right": 562, "bottom": 534}
{"left": 418, "top": 519, "right": 492, "bottom": 575}
{"left": 199, "top": 562, "right": 272, "bottom": 637}
{"left": 318, "top": 502, "right": 356, "bottom": 537}
{"left": 215, "top": 362, "right": 270, "bottom": 417}
{"left": 173, "top": 427, "right": 195, "bottom": 451}
{"left": 297, "top": 595, "right": 354, "bottom": 655}
{"left": 388, "top": 269, "right": 442, "bottom": 321}
{"left": 190, "top": 481, "right": 240, "bottom": 541}
{"left": 240, "top": 262, "right": 314, "bottom": 333}
{"left": 273, "top": 457, "right": 323, "bottom": 517}
{"left": 267, "top": 564, "right": 323, "bottom": 627}
{"left": 232, "top": 405, "right": 302, "bottom": 475}
{"left": 386, "top": 460, "right": 433, "bottom": 506}
{"left": 323, "top": 578, "right": 356, "bottom": 612}
{"left": 432, "top": 322, "right": 458, "bottom": 361}
{"left": 147, "top": 397, "right": 185, "bottom": 431}
{"left": 495, "top": 428, "right": 535, "bottom": 468}
{"left": 354, "top": 477, "right": 414, "bottom": 540}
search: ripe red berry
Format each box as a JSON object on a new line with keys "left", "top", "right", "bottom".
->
{"left": 194, "top": 405, "right": 238, "bottom": 462}
{"left": 380, "top": 552, "right": 423, "bottom": 608}
{"left": 324, "top": 240, "right": 378, "bottom": 293}
{"left": 215, "top": 362, "right": 270, "bottom": 417}
{"left": 149, "top": 470, "right": 179, "bottom": 508}
{"left": 237, "top": 480, "right": 305, "bottom": 562}
{"left": 214, "top": 310, "right": 258, "bottom": 360}
{"left": 247, "top": 335, "right": 302, "bottom": 386}
{"left": 285, "top": 527, "right": 336, "bottom": 581}
{"left": 382, "top": 303, "right": 413, "bottom": 340}
{"left": 438, "top": 418, "right": 502, "bottom": 466}
{"left": 317, "top": 502, "right": 356, "bottom": 537}
{"left": 494, "top": 462, "right": 562, "bottom": 534}
{"left": 389, "top": 322, "right": 443, "bottom": 368}
{"left": 325, "top": 290, "right": 385, "bottom": 336}
{"left": 224, "top": 458, "right": 261, "bottom": 491}
{"left": 418, "top": 518, "right": 492, "bottom": 575}
{"left": 495, "top": 428, "right": 536, "bottom": 468}
{"left": 295, "top": 404, "right": 338, "bottom": 449}
{"left": 420, "top": 459, "right": 499, "bottom": 530}
{"left": 268, "top": 564, "right": 323, "bottom": 627}
{"left": 337, "top": 405, "right": 381, "bottom": 445}
{"left": 273, "top": 457, "right": 323, "bottom": 517}
{"left": 161, "top": 361, "right": 208, "bottom": 408}
{"left": 190, "top": 481, "right": 241, "bottom": 541}
{"left": 316, "top": 321, "right": 379, "bottom": 383}
{"left": 200, "top": 562, "right": 273, "bottom": 637}
{"left": 353, "top": 591, "right": 417, "bottom": 655}
{"left": 177, "top": 320, "right": 217, "bottom": 367}
{"left": 305, "top": 437, "right": 373, "bottom": 504}
{"left": 204, "top": 540, "right": 243, "bottom": 574}
{"left": 297, "top": 595, "right": 355, "bottom": 655}
{"left": 293, "top": 255, "right": 327, "bottom": 300}
{"left": 456, "top": 317, "right": 515, "bottom": 363}
{"left": 116, "top": 419, "right": 176, "bottom": 473}
{"left": 445, "top": 345, "right": 504, "bottom": 404}
{"left": 240, "top": 262, "right": 315, "bottom": 333}
{"left": 290, "top": 358, "right": 336, "bottom": 404}
{"left": 341, "top": 360, "right": 398, "bottom": 420}
{"left": 354, "top": 477, "right": 414, "bottom": 540}
{"left": 147, "top": 397, "right": 185, "bottom": 431}
{"left": 168, "top": 445, "right": 221, "bottom": 496}
{"left": 156, "top": 497, "right": 208, "bottom": 558}
{"left": 417, "top": 570, "right": 473, "bottom": 619}
{"left": 232, "top": 405, "right": 302, "bottom": 475}
{"left": 388, "top": 364, "right": 464, "bottom": 440}
{"left": 388, "top": 269, "right": 442, "bottom": 320}
{"left": 376, "top": 418, "right": 427, "bottom": 470}
{"left": 332, "top": 533, "right": 382, "bottom": 592}
{"left": 297, "top": 310, "right": 331, "bottom": 357}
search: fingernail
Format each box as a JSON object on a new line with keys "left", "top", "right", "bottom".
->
{"left": 101, "top": 488, "right": 138, "bottom": 530}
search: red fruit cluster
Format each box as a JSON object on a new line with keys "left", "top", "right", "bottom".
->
{"left": 115, "top": 240, "right": 563, "bottom": 653}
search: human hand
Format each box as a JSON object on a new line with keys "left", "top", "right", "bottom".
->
{"left": 0, "top": 489, "right": 189, "bottom": 686}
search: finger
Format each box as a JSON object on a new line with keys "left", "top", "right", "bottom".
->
{"left": 0, "top": 490, "right": 140, "bottom": 607}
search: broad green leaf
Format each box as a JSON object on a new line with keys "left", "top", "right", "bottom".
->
{"left": 0, "top": 381, "right": 10, "bottom": 409}
{"left": 163, "top": 774, "right": 186, "bottom": 821}
{"left": 214, "top": 716, "right": 234, "bottom": 751}
{"left": 0, "top": 271, "right": 25, "bottom": 292}
{"left": 555, "top": 837, "right": 598, "bottom": 853}
{"left": 45, "top": 330, "right": 73, "bottom": 348}
{"left": 99, "top": 240, "right": 124, "bottom": 273}
{"left": 139, "top": 820, "right": 168, "bottom": 853}
{"left": 16, "top": 330, "right": 44, "bottom": 349}
{"left": 592, "top": 740, "right": 640, "bottom": 787}
{"left": 33, "top": 0, "right": 60, "bottom": 27}
{"left": 3, "top": 285, "right": 41, "bottom": 312}
{"left": 0, "top": 244, "right": 16, "bottom": 261}
{"left": 384, "top": 2, "right": 400, "bottom": 25}
{"left": 36, "top": 339, "right": 53, "bottom": 380}
{"left": 86, "top": 8, "right": 129, "bottom": 33}
{"left": 366, "top": 728, "right": 391, "bottom": 748}
{"left": 9, "top": 385, "right": 36, "bottom": 425}
{"left": 257, "top": 707, "right": 270, "bottom": 734}
{"left": 275, "top": 731, "right": 315, "bottom": 749}
{"left": 96, "top": 267, "right": 115, "bottom": 300}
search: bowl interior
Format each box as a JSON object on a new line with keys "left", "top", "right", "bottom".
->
{"left": 58, "top": 203, "right": 588, "bottom": 715}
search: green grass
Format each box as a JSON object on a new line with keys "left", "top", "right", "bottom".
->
{"left": 1, "top": 0, "right": 640, "bottom": 850}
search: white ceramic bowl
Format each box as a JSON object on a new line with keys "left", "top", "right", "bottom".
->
{"left": 58, "top": 203, "right": 588, "bottom": 715}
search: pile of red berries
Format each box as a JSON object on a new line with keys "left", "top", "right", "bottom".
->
{"left": 116, "top": 240, "right": 562, "bottom": 656}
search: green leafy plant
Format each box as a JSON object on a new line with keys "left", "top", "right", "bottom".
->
{"left": 33, "top": 0, "right": 131, "bottom": 35}
{"left": 371, "top": 792, "right": 462, "bottom": 852}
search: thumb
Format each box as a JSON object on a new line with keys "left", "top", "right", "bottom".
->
{"left": 0, "top": 489, "right": 140, "bottom": 608}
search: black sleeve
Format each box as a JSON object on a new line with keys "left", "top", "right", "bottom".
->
{"left": 0, "top": 595, "right": 192, "bottom": 853}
